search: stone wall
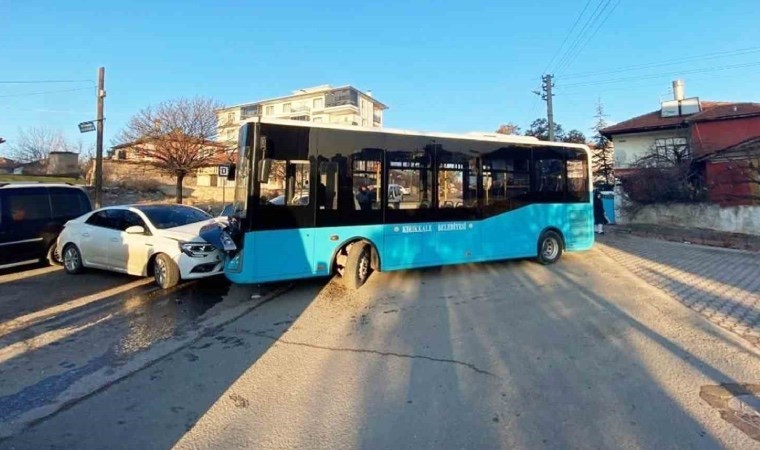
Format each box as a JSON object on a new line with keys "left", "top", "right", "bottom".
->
{"left": 95, "top": 160, "right": 196, "bottom": 188}
{"left": 620, "top": 201, "right": 760, "bottom": 236}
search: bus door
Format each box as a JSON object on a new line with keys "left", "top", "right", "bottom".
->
{"left": 434, "top": 148, "right": 481, "bottom": 264}
{"left": 480, "top": 146, "right": 534, "bottom": 259}
{"left": 252, "top": 124, "right": 316, "bottom": 280}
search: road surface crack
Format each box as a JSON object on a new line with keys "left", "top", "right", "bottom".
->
{"left": 253, "top": 332, "right": 496, "bottom": 377}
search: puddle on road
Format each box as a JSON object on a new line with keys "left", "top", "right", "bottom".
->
{"left": 700, "top": 383, "right": 760, "bottom": 441}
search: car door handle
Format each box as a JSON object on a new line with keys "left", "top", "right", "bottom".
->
{"left": 110, "top": 238, "right": 119, "bottom": 242}
{"left": 81, "top": 233, "right": 90, "bottom": 237}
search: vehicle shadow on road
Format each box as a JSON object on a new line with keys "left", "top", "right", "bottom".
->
{"left": 288, "top": 255, "right": 737, "bottom": 448}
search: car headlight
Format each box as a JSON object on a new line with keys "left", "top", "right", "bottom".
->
{"left": 180, "top": 242, "right": 215, "bottom": 257}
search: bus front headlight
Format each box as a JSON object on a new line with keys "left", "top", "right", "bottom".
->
{"left": 227, "top": 252, "right": 243, "bottom": 272}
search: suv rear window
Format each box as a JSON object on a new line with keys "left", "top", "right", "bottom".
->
{"left": 4, "top": 188, "right": 52, "bottom": 221}
{"left": 50, "top": 187, "right": 91, "bottom": 219}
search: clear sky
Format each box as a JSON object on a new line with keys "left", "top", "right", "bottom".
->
{"left": 2, "top": 0, "right": 760, "bottom": 152}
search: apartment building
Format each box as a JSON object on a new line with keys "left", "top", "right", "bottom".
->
{"left": 216, "top": 85, "right": 388, "bottom": 143}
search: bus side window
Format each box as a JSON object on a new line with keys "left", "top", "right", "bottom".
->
{"left": 318, "top": 161, "right": 339, "bottom": 210}
{"left": 350, "top": 152, "right": 382, "bottom": 211}
{"left": 387, "top": 150, "right": 433, "bottom": 210}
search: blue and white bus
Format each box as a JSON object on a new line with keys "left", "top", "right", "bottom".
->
{"left": 222, "top": 118, "right": 593, "bottom": 289}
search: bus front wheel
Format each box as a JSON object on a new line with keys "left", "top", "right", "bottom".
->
{"left": 343, "top": 242, "right": 372, "bottom": 290}
{"left": 537, "top": 231, "right": 563, "bottom": 265}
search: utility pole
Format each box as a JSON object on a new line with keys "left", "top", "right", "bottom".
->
{"left": 95, "top": 67, "right": 106, "bottom": 208}
{"left": 541, "top": 74, "right": 556, "bottom": 142}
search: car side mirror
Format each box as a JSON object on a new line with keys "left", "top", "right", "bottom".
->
{"left": 125, "top": 225, "right": 146, "bottom": 234}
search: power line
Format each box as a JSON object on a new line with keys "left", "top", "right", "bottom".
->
{"left": 556, "top": 0, "right": 621, "bottom": 75}
{"left": 558, "top": 60, "right": 760, "bottom": 89}
{"left": 560, "top": 46, "right": 760, "bottom": 80}
{"left": 0, "top": 79, "right": 93, "bottom": 84}
{"left": 553, "top": 0, "right": 611, "bottom": 75}
{"left": 0, "top": 86, "right": 94, "bottom": 98}
{"left": 542, "top": 0, "right": 595, "bottom": 75}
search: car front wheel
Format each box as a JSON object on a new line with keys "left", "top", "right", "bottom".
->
{"left": 153, "top": 253, "right": 180, "bottom": 289}
{"left": 63, "top": 244, "right": 84, "bottom": 274}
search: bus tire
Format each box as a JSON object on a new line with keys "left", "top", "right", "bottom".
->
{"left": 537, "top": 230, "right": 563, "bottom": 265}
{"left": 344, "top": 242, "right": 372, "bottom": 290}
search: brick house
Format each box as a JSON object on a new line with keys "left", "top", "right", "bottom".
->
{"left": 601, "top": 80, "right": 760, "bottom": 205}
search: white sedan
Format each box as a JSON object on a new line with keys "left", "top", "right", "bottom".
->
{"left": 58, "top": 204, "right": 227, "bottom": 288}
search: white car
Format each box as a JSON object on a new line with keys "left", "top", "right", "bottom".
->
{"left": 389, "top": 184, "right": 410, "bottom": 195}
{"left": 57, "top": 204, "right": 227, "bottom": 288}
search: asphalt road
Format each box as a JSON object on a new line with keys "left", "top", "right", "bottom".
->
{"left": 2, "top": 246, "right": 760, "bottom": 449}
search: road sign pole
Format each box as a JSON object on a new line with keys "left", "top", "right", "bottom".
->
{"left": 95, "top": 67, "right": 106, "bottom": 208}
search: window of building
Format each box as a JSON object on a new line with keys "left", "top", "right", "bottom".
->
{"left": 654, "top": 137, "right": 689, "bottom": 164}
{"left": 313, "top": 98, "right": 324, "bottom": 110}
{"left": 283, "top": 103, "right": 291, "bottom": 113}
{"left": 226, "top": 129, "right": 235, "bottom": 141}
{"left": 291, "top": 115, "right": 310, "bottom": 121}
{"left": 227, "top": 112, "right": 235, "bottom": 123}
{"left": 240, "top": 105, "right": 261, "bottom": 119}
{"left": 325, "top": 88, "right": 359, "bottom": 108}
{"left": 265, "top": 105, "right": 274, "bottom": 115}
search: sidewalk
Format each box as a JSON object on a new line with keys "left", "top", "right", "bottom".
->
{"left": 596, "top": 231, "right": 760, "bottom": 349}
{"left": 606, "top": 223, "right": 760, "bottom": 252}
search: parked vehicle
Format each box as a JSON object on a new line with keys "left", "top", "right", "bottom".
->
{"left": 389, "top": 184, "right": 410, "bottom": 195}
{"left": 57, "top": 204, "right": 226, "bottom": 288}
{"left": 0, "top": 183, "right": 92, "bottom": 270}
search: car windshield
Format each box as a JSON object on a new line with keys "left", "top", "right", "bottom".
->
{"left": 136, "top": 205, "right": 212, "bottom": 229}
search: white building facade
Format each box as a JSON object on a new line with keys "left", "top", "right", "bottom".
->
{"left": 217, "top": 85, "right": 388, "bottom": 144}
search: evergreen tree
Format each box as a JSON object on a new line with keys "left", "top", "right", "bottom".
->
{"left": 591, "top": 101, "right": 615, "bottom": 189}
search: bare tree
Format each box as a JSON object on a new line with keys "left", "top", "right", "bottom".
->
{"left": 116, "top": 97, "right": 225, "bottom": 203}
{"left": 6, "top": 126, "right": 68, "bottom": 163}
{"left": 495, "top": 123, "right": 521, "bottom": 135}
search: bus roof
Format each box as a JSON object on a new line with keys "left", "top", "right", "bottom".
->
{"left": 241, "top": 117, "right": 591, "bottom": 153}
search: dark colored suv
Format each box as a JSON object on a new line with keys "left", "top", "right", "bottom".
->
{"left": 0, "top": 183, "right": 92, "bottom": 270}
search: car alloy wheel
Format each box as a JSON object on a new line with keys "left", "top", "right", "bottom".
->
{"left": 154, "top": 258, "right": 166, "bottom": 286}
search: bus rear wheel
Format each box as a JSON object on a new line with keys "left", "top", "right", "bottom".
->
{"left": 537, "top": 231, "right": 563, "bottom": 265}
{"left": 343, "top": 242, "right": 372, "bottom": 290}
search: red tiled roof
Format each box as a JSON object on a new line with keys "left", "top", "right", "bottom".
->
{"left": 688, "top": 103, "right": 760, "bottom": 122}
{"left": 0, "top": 157, "right": 18, "bottom": 169}
{"left": 600, "top": 101, "right": 760, "bottom": 136}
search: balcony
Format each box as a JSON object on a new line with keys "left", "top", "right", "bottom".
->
{"left": 240, "top": 105, "right": 262, "bottom": 120}
{"left": 290, "top": 104, "right": 311, "bottom": 113}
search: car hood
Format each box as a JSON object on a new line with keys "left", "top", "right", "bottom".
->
{"left": 154, "top": 219, "right": 223, "bottom": 242}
